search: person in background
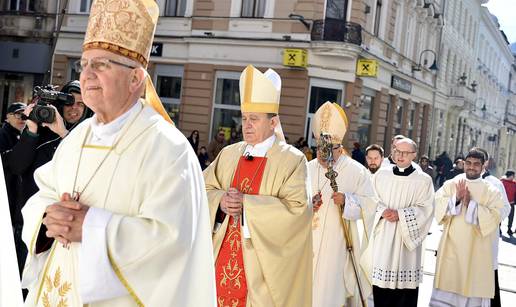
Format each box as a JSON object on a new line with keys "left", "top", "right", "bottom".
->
{"left": 294, "top": 137, "right": 305, "bottom": 149}
{"left": 0, "top": 102, "right": 27, "bottom": 277}
{"left": 435, "top": 151, "right": 453, "bottom": 187}
{"left": 501, "top": 170, "right": 516, "bottom": 236}
{"left": 365, "top": 144, "right": 384, "bottom": 175}
{"left": 419, "top": 155, "right": 436, "bottom": 184}
{"left": 302, "top": 142, "right": 313, "bottom": 161}
{"left": 198, "top": 146, "right": 210, "bottom": 170}
{"left": 187, "top": 130, "right": 199, "bottom": 154}
{"left": 445, "top": 158, "right": 464, "bottom": 181}
{"left": 11, "top": 80, "right": 92, "bottom": 212}
{"left": 207, "top": 129, "right": 226, "bottom": 162}
{"left": 351, "top": 142, "right": 366, "bottom": 166}
{"left": 229, "top": 129, "right": 240, "bottom": 145}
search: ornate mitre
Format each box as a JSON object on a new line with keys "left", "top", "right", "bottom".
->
{"left": 312, "top": 101, "right": 349, "bottom": 144}
{"left": 83, "top": 0, "right": 158, "bottom": 67}
{"left": 239, "top": 65, "right": 281, "bottom": 114}
{"left": 82, "top": 0, "right": 172, "bottom": 124}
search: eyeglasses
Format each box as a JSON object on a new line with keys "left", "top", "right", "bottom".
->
{"left": 393, "top": 149, "right": 416, "bottom": 157}
{"left": 73, "top": 57, "right": 137, "bottom": 73}
{"left": 10, "top": 113, "right": 25, "bottom": 119}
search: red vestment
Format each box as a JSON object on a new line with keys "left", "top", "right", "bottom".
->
{"left": 215, "top": 156, "right": 267, "bottom": 307}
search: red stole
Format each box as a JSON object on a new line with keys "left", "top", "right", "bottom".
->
{"left": 215, "top": 156, "right": 267, "bottom": 307}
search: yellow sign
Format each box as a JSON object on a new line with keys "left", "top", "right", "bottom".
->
{"left": 356, "top": 59, "right": 378, "bottom": 77}
{"left": 283, "top": 49, "right": 307, "bottom": 68}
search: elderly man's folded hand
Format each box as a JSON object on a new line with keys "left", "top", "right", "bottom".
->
{"left": 42, "top": 192, "right": 89, "bottom": 245}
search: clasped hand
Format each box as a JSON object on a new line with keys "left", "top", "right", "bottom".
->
{"left": 42, "top": 193, "right": 89, "bottom": 245}
{"left": 382, "top": 208, "right": 399, "bottom": 222}
{"left": 220, "top": 188, "right": 244, "bottom": 217}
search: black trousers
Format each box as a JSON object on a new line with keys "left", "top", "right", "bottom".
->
{"left": 491, "top": 269, "right": 501, "bottom": 307}
{"left": 373, "top": 285, "right": 419, "bottom": 307}
{"left": 508, "top": 204, "right": 515, "bottom": 232}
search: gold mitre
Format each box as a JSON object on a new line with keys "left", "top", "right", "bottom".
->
{"left": 82, "top": 0, "right": 172, "bottom": 124}
{"left": 83, "top": 0, "right": 158, "bottom": 67}
{"left": 312, "top": 101, "right": 349, "bottom": 144}
{"left": 239, "top": 65, "right": 281, "bottom": 114}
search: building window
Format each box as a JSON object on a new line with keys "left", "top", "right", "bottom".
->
{"left": 407, "top": 103, "right": 415, "bottom": 139}
{"left": 373, "top": 0, "right": 382, "bottom": 36}
{"left": 68, "top": 59, "right": 80, "bottom": 82}
{"left": 8, "top": 0, "right": 34, "bottom": 11}
{"left": 357, "top": 89, "right": 375, "bottom": 148}
{"left": 241, "top": 0, "right": 266, "bottom": 18}
{"left": 154, "top": 65, "right": 183, "bottom": 126}
{"left": 80, "top": 0, "right": 93, "bottom": 13}
{"left": 211, "top": 72, "right": 242, "bottom": 141}
{"left": 394, "top": 98, "right": 404, "bottom": 135}
{"left": 326, "top": 0, "right": 348, "bottom": 19}
{"left": 165, "top": 0, "right": 186, "bottom": 16}
{"left": 383, "top": 95, "right": 392, "bottom": 150}
{"left": 305, "top": 80, "right": 344, "bottom": 147}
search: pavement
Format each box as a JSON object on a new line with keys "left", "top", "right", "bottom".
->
{"left": 417, "top": 220, "right": 516, "bottom": 306}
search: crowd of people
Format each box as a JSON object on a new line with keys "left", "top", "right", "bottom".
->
{"left": 1, "top": 0, "right": 516, "bottom": 306}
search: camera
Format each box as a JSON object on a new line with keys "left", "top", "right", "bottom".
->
{"left": 23, "top": 85, "right": 75, "bottom": 124}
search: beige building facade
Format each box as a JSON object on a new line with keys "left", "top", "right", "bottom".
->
{"left": 17, "top": 0, "right": 510, "bottom": 173}
{"left": 47, "top": 0, "right": 445, "bottom": 157}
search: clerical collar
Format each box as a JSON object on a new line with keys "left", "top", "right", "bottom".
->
{"left": 393, "top": 164, "right": 415, "bottom": 176}
{"left": 90, "top": 101, "right": 142, "bottom": 146}
{"left": 481, "top": 170, "right": 490, "bottom": 179}
{"left": 243, "top": 134, "right": 275, "bottom": 158}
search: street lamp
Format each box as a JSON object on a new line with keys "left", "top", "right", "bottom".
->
{"left": 412, "top": 49, "right": 438, "bottom": 72}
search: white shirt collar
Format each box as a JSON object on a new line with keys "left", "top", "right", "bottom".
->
{"left": 243, "top": 134, "right": 276, "bottom": 157}
{"left": 458, "top": 173, "right": 482, "bottom": 183}
{"left": 89, "top": 101, "right": 142, "bottom": 146}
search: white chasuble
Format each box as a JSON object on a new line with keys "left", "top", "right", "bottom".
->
{"left": 22, "top": 103, "right": 216, "bottom": 307}
{"left": 361, "top": 166, "right": 434, "bottom": 289}
{"left": 309, "top": 155, "right": 376, "bottom": 307}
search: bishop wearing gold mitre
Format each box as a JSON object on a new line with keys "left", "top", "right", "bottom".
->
{"left": 309, "top": 102, "right": 376, "bottom": 307}
{"left": 21, "top": 0, "right": 216, "bottom": 306}
{"left": 204, "top": 65, "right": 312, "bottom": 307}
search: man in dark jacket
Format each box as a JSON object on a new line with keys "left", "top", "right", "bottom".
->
{"left": 0, "top": 102, "right": 30, "bottom": 277}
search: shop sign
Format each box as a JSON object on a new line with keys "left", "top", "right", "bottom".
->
{"left": 391, "top": 75, "right": 412, "bottom": 94}
{"left": 356, "top": 59, "right": 378, "bottom": 77}
{"left": 283, "top": 49, "right": 307, "bottom": 68}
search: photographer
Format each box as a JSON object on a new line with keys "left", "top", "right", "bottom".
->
{"left": 4, "top": 81, "right": 91, "bottom": 276}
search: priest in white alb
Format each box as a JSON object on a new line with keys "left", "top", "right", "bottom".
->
{"left": 309, "top": 102, "right": 376, "bottom": 307}
{"left": 21, "top": 0, "right": 216, "bottom": 306}
{"left": 204, "top": 65, "right": 312, "bottom": 307}
{"left": 430, "top": 149, "right": 505, "bottom": 307}
{"left": 361, "top": 138, "right": 434, "bottom": 307}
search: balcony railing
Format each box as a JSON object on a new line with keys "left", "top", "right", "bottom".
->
{"left": 311, "top": 19, "right": 362, "bottom": 45}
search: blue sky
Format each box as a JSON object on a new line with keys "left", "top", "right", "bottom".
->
{"left": 484, "top": 0, "right": 516, "bottom": 43}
